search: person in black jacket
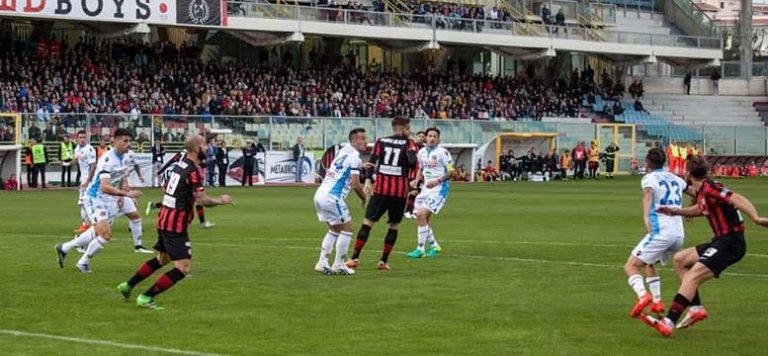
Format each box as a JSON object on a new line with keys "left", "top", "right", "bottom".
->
{"left": 151, "top": 139, "right": 165, "bottom": 187}
{"left": 292, "top": 137, "right": 305, "bottom": 183}
{"left": 242, "top": 140, "right": 256, "bottom": 186}
{"left": 250, "top": 137, "right": 266, "bottom": 178}
{"left": 216, "top": 139, "right": 230, "bottom": 187}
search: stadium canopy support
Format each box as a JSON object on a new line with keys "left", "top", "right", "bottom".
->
{"left": 225, "top": 30, "right": 304, "bottom": 47}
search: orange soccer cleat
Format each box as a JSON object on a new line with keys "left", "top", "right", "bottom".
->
{"left": 649, "top": 300, "right": 666, "bottom": 314}
{"left": 640, "top": 313, "right": 674, "bottom": 337}
{"left": 345, "top": 259, "right": 359, "bottom": 269}
{"left": 73, "top": 223, "right": 90, "bottom": 233}
{"left": 377, "top": 261, "right": 391, "bottom": 270}
{"left": 677, "top": 306, "right": 708, "bottom": 330}
{"left": 630, "top": 292, "right": 653, "bottom": 318}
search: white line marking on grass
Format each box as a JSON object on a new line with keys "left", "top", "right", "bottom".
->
{"left": 0, "top": 329, "right": 227, "bottom": 356}
{"left": 747, "top": 253, "right": 768, "bottom": 258}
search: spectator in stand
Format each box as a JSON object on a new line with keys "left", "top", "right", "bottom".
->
{"left": 216, "top": 139, "right": 230, "bottom": 187}
{"left": 684, "top": 72, "right": 692, "bottom": 95}
{"left": 541, "top": 5, "right": 552, "bottom": 32}
{"left": 4, "top": 173, "right": 18, "bottom": 191}
{"left": 711, "top": 69, "right": 721, "bottom": 95}
{"left": 482, "top": 160, "right": 499, "bottom": 181}
{"left": 628, "top": 79, "right": 644, "bottom": 99}
{"left": 572, "top": 141, "right": 586, "bottom": 179}
{"left": 633, "top": 99, "right": 646, "bottom": 112}
{"left": 559, "top": 148, "right": 570, "bottom": 180}
{"left": 60, "top": 134, "right": 75, "bottom": 187}
{"left": 292, "top": 136, "right": 305, "bottom": 183}
{"left": 612, "top": 100, "right": 624, "bottom": 116}
{"left": 553, "top": 8, "right": 566, "bottom": 34}
{"left": 28, "top": 122, "right": 41, "bottom": 142}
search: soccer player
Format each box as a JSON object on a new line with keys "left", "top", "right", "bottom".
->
{"left": 641, "top": 155, "right": 768, "bottom": 336}
{"left": 404, "top": 131, "right": 425, "bottom": 219}
{"left": 56, "top": 129, "right": 144, "bottom": 273}
{"left": 625, "top": 148, "right": 694, "bottom": 318}
{"left": 73, "top": 130, "right": 97, "bottom": 233}
{"left": 117, "top": 134, "right": 233, "bottom": 309}
{"left": 347, "top": 116, "right": 418, "bottom": 270}
{"left": 406, "top": 128, "right": 454, "bottom": 259}
{"left": 313, "top": 128, "right": 368, "bottom": 275}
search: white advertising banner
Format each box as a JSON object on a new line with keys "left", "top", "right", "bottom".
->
{"left": 0, "top": 0, "right": 177, "bottom": 25}
{"left": 123, "top": 152, "right": 266, "bottom": 187}
{"left": 264, "top": 151, "right": 315, "bottom": 184}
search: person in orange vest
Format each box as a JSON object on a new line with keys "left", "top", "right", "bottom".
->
{"left": 559, "top": 149, "right": 571, "bottom": 181}
{"left": 678, "top": 143, "right": 688, "bottom": 175}
{"left": 23, "top": 142, "right": 33, "bottom": 188}
{"left": 587, "top": 140, "right": 600, "bottom": 179}
{"left": 96, "top": 137, "right": 107, "bottom": 160}
{"left": 666, "top": 141, "right": 677, "bottom": 174}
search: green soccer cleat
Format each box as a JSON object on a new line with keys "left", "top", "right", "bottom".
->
{"left": 136, "top": 294, "right": 164, "bottom": 310}
{"left": 117, "top": 282, "right": 132, "bottom": 301}
{"left": 426, "top": 245, "right": 442, "bottom": 257}
{"left": 407, "top": 249, "right": 425, "bottom": 259}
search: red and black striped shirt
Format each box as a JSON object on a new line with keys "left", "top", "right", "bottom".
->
{"left": 697, "top": 179, "right": 745, "bottom": 237}
{"left": 371, "top": 136, "right": 418, "bottom": 198}
{"left": 157, "top": 157, "right": 205, "bottom": 234}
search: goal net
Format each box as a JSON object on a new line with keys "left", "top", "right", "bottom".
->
{"left": 0, "top": 113, "right": 21, "bottom": 190}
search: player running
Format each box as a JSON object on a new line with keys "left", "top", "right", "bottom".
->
{"left": 407, "top": 128, "right": 454, "bottom": 259}
{"left": 73, "top": 130, "right": 97, "bottom": 234}
{"left": 117, "top": 134, "right": 233, "bottom": 309}
{"left": 346, "top": 116, "right": 419, "bottom": 270}
{"left": 313, "top": 128, "right": 368, "bottom": 275}
{"left": 641, "top": 154, "right": 768, "bottom": 336}
{"left": 56, "top": 129, "right": 144, "bottom": 273}
{"left": 625, "top": 148, "right": 694, "bottom": 318}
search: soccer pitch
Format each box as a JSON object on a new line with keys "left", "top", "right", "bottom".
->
{"left": 1, "top": 178, "right": 768, "bottom": 355}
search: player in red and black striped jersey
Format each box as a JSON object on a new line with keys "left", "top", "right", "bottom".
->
{"left": 404, "top": 131, "right": 426, "bottom": 219}
{"left": 117, "top": 134, "right": 233, "bottom": 310}
{"left": 318, "top": 144, "right": 343, "bottom": 180}
{"left": 346, "top": 116, "right": 418, "bottom": 270}
{"left": 642, "top": 154, "right": 768, "bottom": 336}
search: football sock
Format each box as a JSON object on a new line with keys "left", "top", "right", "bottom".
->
{"left": 417, "top": 225, "right": 429, "bottom": 252}
{"left": 128, "top": 258, "right": 164, "bottom": 288}
{"left": 144, "top": 267, "right": 186, "bottom": 297}
{"left": 628, "top": 274, "right": 647, "bottom": 299}
{"left": 646, "top": 276, "right": 662, "bottom": 302}
{"left": 351, "top": 224, "right": 371, "bottom": 260}
{"left": 380, "top": 228, "right": 398, "bottom": 263}
{"left": 318, "top": 231, "right": 339, "bottom": 265}
{"left": 427, "top": 226, "right": 439, "bottom": 248}
{"left": 667, "top": 293, "right": 691, "bottom": 324}
{"left": 691, "top": 290, "right": 701, "bottom": 307}
{"left": 334, "top": 231, "right": 353, "bottom": 267}
{"left": 153, "top": 202, "right": 162, "bottom": 209}
{"left": 78, "top": 236, "right": 109, "bottom": 265}
{"left": 79, "top": 206, "right": 89, "bottom": 223}
{"left": 129, "top": 219, "right": 143, "bottom": 247}
{"left": 61, "top": 228, "right": 95, "bottom": 253}
{"left": 196, "top": 205, "right": 205, "bottom": 224}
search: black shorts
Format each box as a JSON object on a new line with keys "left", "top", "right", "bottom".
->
{"left": 365, "top": 194, "right": 406, "bottom": 224}
{"left": 695, "top": 233, "right": 746, "bottom": 278}
{"left": 154, "top": 230, "right": 192, "bottom": 261}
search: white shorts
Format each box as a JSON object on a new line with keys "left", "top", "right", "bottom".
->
{"left": 84, "top": 196, "right": 138, "bottom": 225}
{"left": 78, "top": 187, "right": 87, "bottom": 205}
{"left": 314, "top": 195, "right": 351, "bottom": 226}
{"left": 631, "top": 233, "right": 684, "bottom": 265}
{"left": 414, "top": 191, "right": 448, "bottom": 215}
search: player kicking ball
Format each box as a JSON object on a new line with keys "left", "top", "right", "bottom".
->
{"left": 625, "top": 148, "right": 694, "bottom": 318}
{"left": 313, "top": 128, "right": 368, "bottom": 275}
{"left": 407, "top": 128, "right": 454, "bottom": 259}
{"left": 641, "top": 155, "right": 768, "bottom": 336}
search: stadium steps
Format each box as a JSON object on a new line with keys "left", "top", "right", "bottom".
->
{"left": 643, "top": 95, "right": 765, "bottom": 127}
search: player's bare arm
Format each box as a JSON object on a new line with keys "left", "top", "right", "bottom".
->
{"left": 656, "top": 204, "right": 702, "bottom": 217}
{"left": 642, "top": 187, "right": 653, "bottom": 233}
{"left": 81, "top": 160, "right": 97, "bottom": 188}
{"left": 193, "top": 191, "right": 233, "bottom": 207}
{"left": 728, "top": 193, "right": 768, "bottom": 227}
{"left": 350, "top": 174, "right": 366, "bottom": 207}
{"left": 100, "top": 177, "right": 142, "bottom": 198}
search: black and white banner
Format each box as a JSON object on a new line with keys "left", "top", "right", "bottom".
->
{"left": 176, "top": 0, "right": 223, "bottom": 26}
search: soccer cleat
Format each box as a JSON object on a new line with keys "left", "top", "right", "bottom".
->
{"left": 629, "top": 292, "right": 653, "bottom": 318}
{"left": 200, "top": 221, "right": 215, "bottom": 229}
{"left": 134, "top": 246, "right": 154, "bottom": 254}
{"left": 677, "top": 306, "right": 708, "bottom": 330}
{"left": 76, "top": 246, "right": 85, "bottom": 254}
{"left": 345, "top": 259, "right": 359, "bottom": 269}
{"left": 407, "top": 249, "right": 425, "bottom": 259}
{"left": 145, "top": 202, "right": 154, "bottom": 216}
{"left": 314, "top": 262, "right": 333, "bottom": 275}
{"left": 377, "top": 261, "right": 391, "bottom": 270}
{"left": 649, "top": 300, "right": 666, "bottom": 314}
{"left": 76, "top": 263, "right": 92, "bottom": 274}
{"left": 55, "top": 243, "right": 66, "bottom": 268}
{"left": 426, "top": 245, "right": 442, "bottom": 258}
{"left": 640, "top": 314, "right": 674, "bottom": 337}
{"left": 136, "top": 294, "right": 164, "bottom": 310}
{"left": 332, "top": 265, "right": 356, "bottom": 275}
{"left": 117, "top": 282, "right": 132, "bottom": 301}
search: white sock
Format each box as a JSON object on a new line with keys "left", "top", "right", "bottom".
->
{"left": 334, "top": 231, "right": 353, "bottom": 267}
{"left": 646, "top": 276, "right": 662, "bottom": 303}
{"left": 61, "top": 228, "right": 95, "bottom": 253}
{"left": 79, "top": 206, "right": 89, "bottom": 224}
{"left": 318, "top": 231, "right": 338, "bottom": 266}
{"left": 427, "top": 227, "right": 439, "bottom": 248}
{"left": 417, "top": 226, "right": 429, "bottom": 252}
{"left": 77, "top": 236, "right": 109, "bottom": 265}
{"left": 628, "top": 274, "right": 647, "bottom": 299}
{"left": 129, "top": 219, "right": 143, "bottom": 247}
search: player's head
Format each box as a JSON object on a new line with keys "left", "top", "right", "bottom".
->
{"left": 77, "top": 130, "right": 87, "bottom": 146}
{"left": 686, "top": 154, "right": 709, "bottom": 181}
{"left": 425, "top": 128, "right": 440, "bottom": 147}
{"left": 416, "top": 131, "right": 426, "bottom": 144}
{"left": 348, "top": 128, "right": 367, "bottom": 151}
{"left": 63, "top": 134, "right": 70, "bottom": 142}
{"left": 112, "top": 128, "right": 133, "bottom": 154}
{"left": 185, "top": 134, "right": 208, "bottom": 163}
{"left": 644, "top": 147, "right": 666, "bottom": 171}
{"left": 391, "top": 116, "right": 410, "bottom": 136}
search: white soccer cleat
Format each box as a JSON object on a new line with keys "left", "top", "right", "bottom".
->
{"left": 75, "top": 246, "right": 86, "bottom": 254}
{"left": 332, "top": 265, "right": 355, "bottom": 275}
{"left": 314, "top": 262, "right": 332, "bottom": 275}
{"left": 200, "top": 221, "right": 215, "bottom": 229}
{"left": 134, "top": 246, "right": 154, "bottom": 254}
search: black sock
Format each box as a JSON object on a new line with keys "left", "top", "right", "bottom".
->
{"left": 380, "top": 228, "right": 398, "bottom": 263}
{"left": 351, "top": 224, "right": 371, "bottom": 260}
{"left": 691, "top": 291, "right": 701, "bottom": 306}
{"left": 153, "top": 202, "right": 162, "bottom": 209}
{"left": 128, "top": 258, "right": 163, "bottom": 288}
{"left": 144, "top": 268, "right": 186, "bottom": 298}
{"left": 667, "top": 293, "right": 691, "bottom": 324}
{"left": 196, "top": 205, "right": 205, "bottom": 224}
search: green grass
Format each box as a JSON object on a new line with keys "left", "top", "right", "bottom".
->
{"left": 2, "top": 178, "right": 768, "bottom": 355}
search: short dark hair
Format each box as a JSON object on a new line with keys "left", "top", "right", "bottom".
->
{"left": 113, "top": 128, "right": 133, "bottom": 139}
{"left": 349, "top": 128, "right": 365, "bottom": 141}
{"left": 391, "top": 116, "right": 410, "bottom": 128}
{"left": 76, "top": 130, "right": 86, "bottom": 136}
{"left": 416, "top": 131, "right": 425, "bottom": 136}
{"left": 425, "top": 127, "right": 440, "bottom": 138}
{"left": 686, "top": 154, "right": 709, "bottom": 179}
{"left": 645, "top": 147, "right": 666, "bottom": 170}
